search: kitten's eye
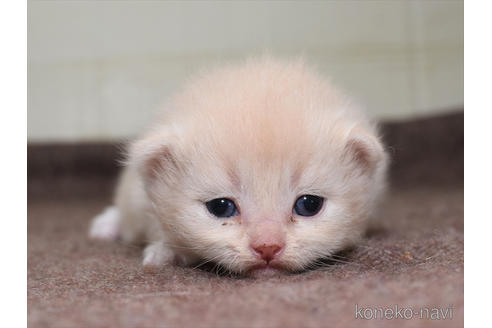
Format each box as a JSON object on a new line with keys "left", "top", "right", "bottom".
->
{"left": 293, "top": 195, "right": 324, "bottom": 217}
{"left": 205, "top": 198, "right": 239, "bottom": 218}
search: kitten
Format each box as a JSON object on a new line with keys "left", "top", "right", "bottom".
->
{"left": 89, "top": 57, "right": 388, "bottom": 276}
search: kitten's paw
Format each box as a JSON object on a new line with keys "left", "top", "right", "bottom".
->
{"left": 142, "top": 241, "right": 174, "bottom": 272}
{"left": 89, "top": 206, "right": 121, "bottom": 241}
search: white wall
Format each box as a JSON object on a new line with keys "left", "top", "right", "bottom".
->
{"left": 28, "top": 0, "right": 463, "bottom": 142}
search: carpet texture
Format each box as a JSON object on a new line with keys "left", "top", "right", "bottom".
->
{"left": 28, "top": 112, "right": 464, "bottom": 328}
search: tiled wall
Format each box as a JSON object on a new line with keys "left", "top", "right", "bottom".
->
{"left": 28, "top": 0, "right": 463, "bottom": 142}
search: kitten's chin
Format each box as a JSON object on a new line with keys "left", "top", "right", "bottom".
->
{"left": 246, "top": 263, "right": 287, "bottom": 278}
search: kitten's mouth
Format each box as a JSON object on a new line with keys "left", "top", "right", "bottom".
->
{"left": 247, "top": 262, "right": 285, "bottom": 277}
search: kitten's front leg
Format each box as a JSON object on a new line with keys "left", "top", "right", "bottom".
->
{"left": 142, "top": 240, "right": 175, "bottom": 271}
{"left": 142, "top": 240, "right": 198, "bottom": 271}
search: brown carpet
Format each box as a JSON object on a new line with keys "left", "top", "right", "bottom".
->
{"left": 27, "top": 112, "right": 464, "bottom": 328}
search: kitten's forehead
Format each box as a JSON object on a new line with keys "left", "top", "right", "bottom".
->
{"left": 186, "top": 112, "right": 340, "bottom": 206}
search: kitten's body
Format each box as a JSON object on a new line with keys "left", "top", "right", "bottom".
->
{"left": 90, "top": 58, "right": 388, "bottom": 275}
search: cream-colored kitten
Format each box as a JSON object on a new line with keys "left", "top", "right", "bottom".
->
{"left": 89, "top": 58, "right": 388, "bottom": 276}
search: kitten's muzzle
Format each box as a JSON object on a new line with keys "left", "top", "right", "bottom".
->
{"left": 247, "top": 219, "right": 286, "bottom": 264}
{"left": 250, "top": 243, "right": 284, "bottom": 264}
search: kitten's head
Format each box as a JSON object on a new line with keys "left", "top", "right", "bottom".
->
{"left": 130, "top": 58, "right": 388, "bottom": 275}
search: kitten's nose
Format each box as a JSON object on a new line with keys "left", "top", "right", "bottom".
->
{"left": 251, "top": 244, "right": 283, "bottom": 263}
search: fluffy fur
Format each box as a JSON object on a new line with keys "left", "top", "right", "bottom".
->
{"left": 89, "top": 57, "right": 388, "bottom": 276}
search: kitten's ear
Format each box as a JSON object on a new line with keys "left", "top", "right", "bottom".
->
{"left": 343, "top": 130, "right": 386, "bottom": 175}
{"left": 129, "top": 132, "right": 183, "bottom": 187}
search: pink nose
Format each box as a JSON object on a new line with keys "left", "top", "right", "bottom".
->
{"left": 251, "top": 244, "right": 283, "bottom": 263}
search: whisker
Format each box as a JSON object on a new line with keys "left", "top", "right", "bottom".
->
{"left": 192, "top": 253, "right": 225, "bottom": 270}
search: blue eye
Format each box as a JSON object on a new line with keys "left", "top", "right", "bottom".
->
{"left": 293, "top": 195, "right": 324, "bottom": 217}
{"left": 206, "top": 198, "right": 239, "bottom": 218}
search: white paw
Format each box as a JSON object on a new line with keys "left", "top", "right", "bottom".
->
{"left": 89, "top": 206, "right": 121, "bottom": 241}
{"left": 142, "top": 241, "right": 174, "bottom": 271}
